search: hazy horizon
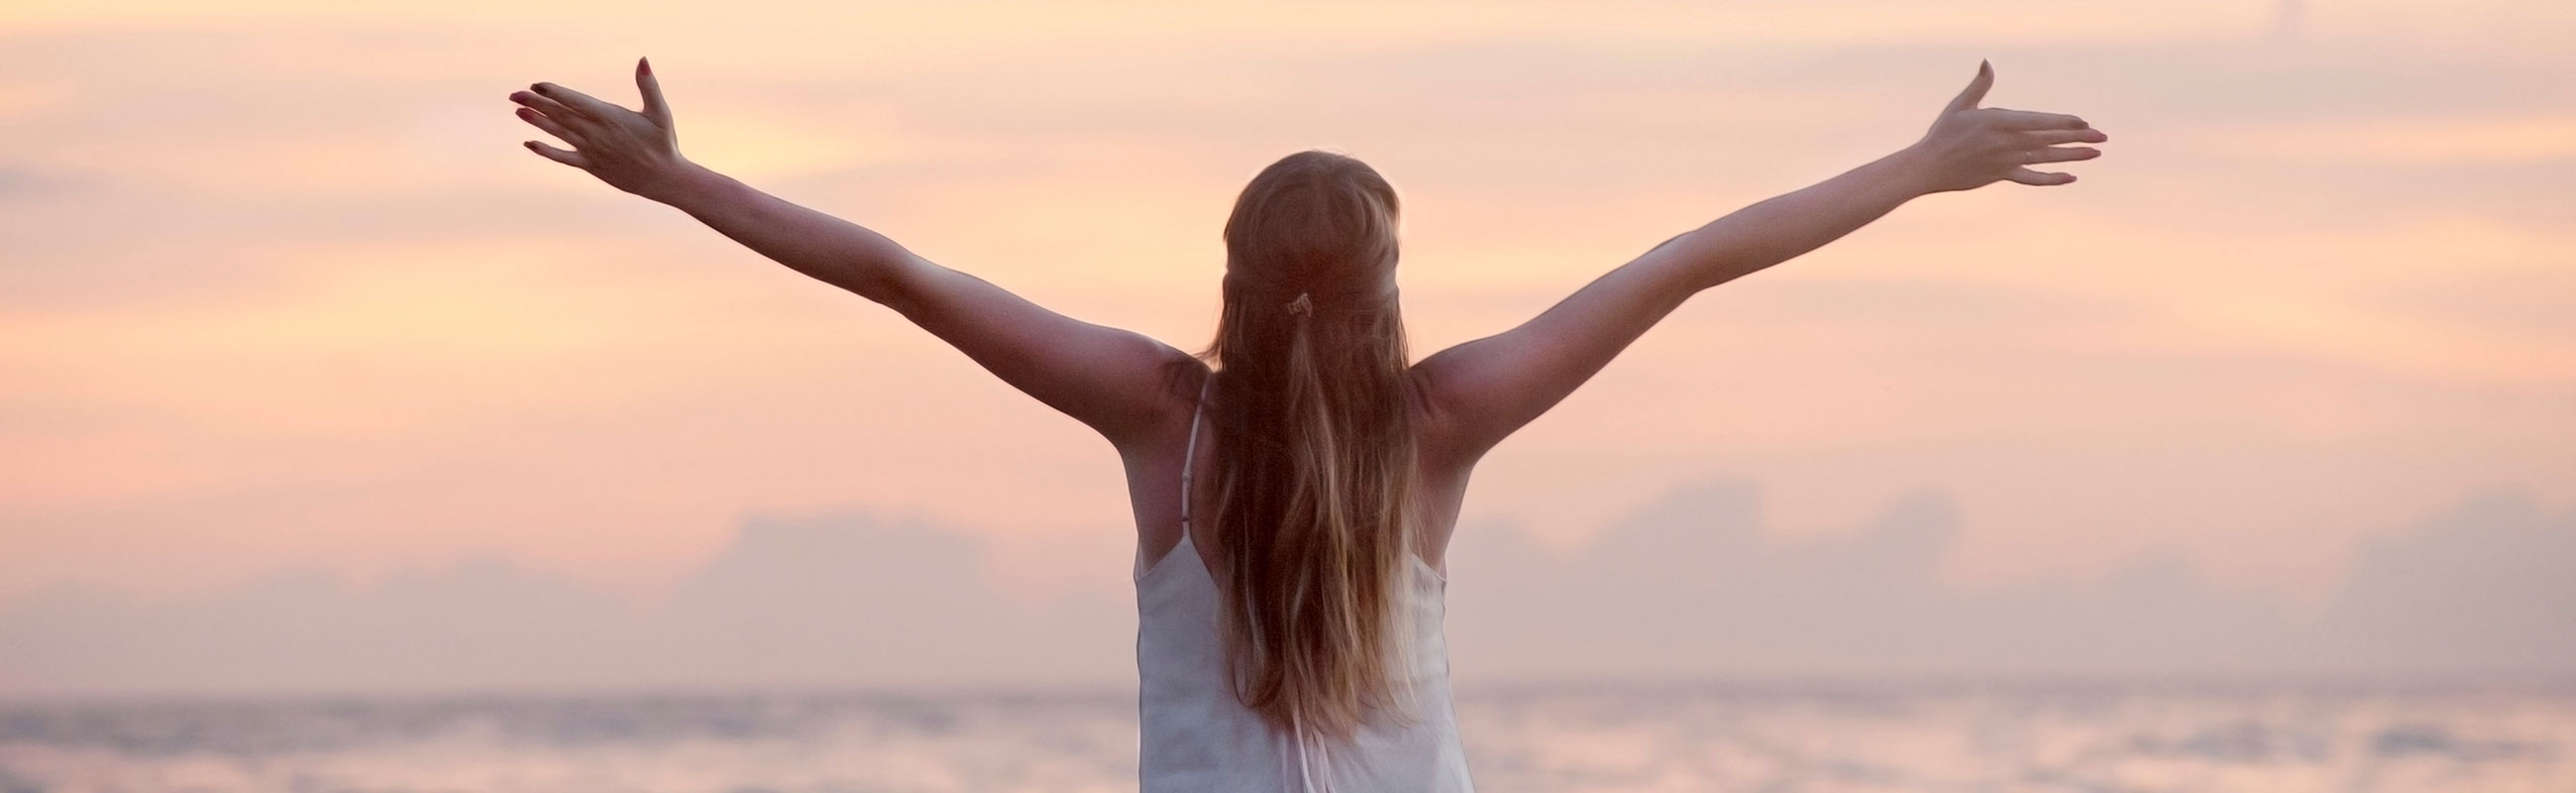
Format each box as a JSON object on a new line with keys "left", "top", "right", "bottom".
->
{"left": 6, "top": 477, "right": 2568, "bottom": 699}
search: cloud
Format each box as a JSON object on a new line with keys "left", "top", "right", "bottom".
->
{"left": 1447, "top": 481, "right": 2299, "bottom": 678}
{"left": 2309, "top": 492, "right": 2576, "bottom": 672}
{"left": 0, "top": 165, "right": 75, "bottom": 200}
{"left": 645, "top": 512, "right": 1129, "bottom": 687}
{"left": 0, "top": 511, "right": 1132, "bottom": 698}
{"left": 1441, "top": 479, "right": 2574, "bottom": 680}
{"left": 3, "top": 482, "right": 2569, "bottom": 698}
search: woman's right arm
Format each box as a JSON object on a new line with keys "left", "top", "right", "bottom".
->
{"left": 510, "top": 58, "right": 1192, "bottom": 448}
{"left": 1409, "top": 61, "right": 2107, "bottom": 468}
{"left": 651, "top": 165, "right": 1194, "bottom": 446}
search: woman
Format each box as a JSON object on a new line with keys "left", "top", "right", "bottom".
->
{"left": 507, "top": 57, "right": 2103, "bottom": 792}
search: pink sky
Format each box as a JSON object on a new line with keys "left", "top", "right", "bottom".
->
{"left": 3, "top": 0, "right": 2571, "bottom": 620}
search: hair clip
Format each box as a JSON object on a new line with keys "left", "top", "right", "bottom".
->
{"left": 1284, "top": 291, "right": 1314, "bottom": 317}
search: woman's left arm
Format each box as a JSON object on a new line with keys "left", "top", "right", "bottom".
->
{"left": 509, "top": 58, "right": 1192, "bottom": 446}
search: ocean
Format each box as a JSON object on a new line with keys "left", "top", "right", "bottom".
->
{"left": 2, "top": 681, "right": 2569, "bottom": 792}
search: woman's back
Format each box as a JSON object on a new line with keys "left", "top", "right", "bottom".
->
{"left": 1133, "top": 373, "right": 1475, "bottom": 792}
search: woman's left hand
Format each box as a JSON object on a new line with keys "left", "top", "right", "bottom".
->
{"left": 509, "top": 57, "right": 695, "bottom": 202}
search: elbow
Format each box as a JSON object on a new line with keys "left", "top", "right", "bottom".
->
{"left": 845, "top": 253, "right": 930, "bottom": 309}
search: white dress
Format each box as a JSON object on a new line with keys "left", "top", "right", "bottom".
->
{"left": 1134, "top": 376, "right": 1475, "bottom": 792}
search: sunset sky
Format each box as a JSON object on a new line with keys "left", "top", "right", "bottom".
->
{"left": 2, "top": 1, "right": 2571, "bottom": 691}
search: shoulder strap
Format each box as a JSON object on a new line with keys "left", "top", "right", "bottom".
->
{"left": 1180, "top": 373, "right": 1211, "bottom": 530}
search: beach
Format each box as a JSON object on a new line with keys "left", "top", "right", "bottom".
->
{"left": 5, "top": 680, "right": 2569, "bottom": 792}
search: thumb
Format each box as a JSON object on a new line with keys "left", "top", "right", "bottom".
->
{"left": 1944, "top": 59, "right": 1993, "bottom": 115}
{"left": 636, "top": 57, "right": 673, "bottom": 127}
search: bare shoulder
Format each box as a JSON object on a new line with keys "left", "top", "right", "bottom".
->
{"left": 1126, "top": 355, "right": 1215, "bottom": 455}
{"left": 1404, "top": 362, "right": 1476, "bottom": 475}
{"left": 1403, "top": 365, "right": 1477, "bottom": 571}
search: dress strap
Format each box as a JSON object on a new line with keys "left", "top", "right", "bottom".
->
{"left": 1180, "top": 373, "right": 1210, "bottom": 532}
{"left": 1290, "top": 707, "right": 1327, "bottom": 792}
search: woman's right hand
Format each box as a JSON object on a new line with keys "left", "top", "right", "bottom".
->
{"left": 1906, "top": 60, "right": 2107, "bottom": 193}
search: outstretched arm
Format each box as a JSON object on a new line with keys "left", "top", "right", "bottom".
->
{"left": 1411, "top": 60, "right": 2106, "bottom": 467}
{"left": 508, "top": 57, "right": 1190, "bottom": 446}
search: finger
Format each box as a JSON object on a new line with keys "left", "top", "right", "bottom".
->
{"left": 1989, "top": 108, "right": 2089, "bottom": 130}
{"left": 2003, "top": 167, "right": 2077, "bottom": 186}
{"left": 2022, "top": 128, "right": 2108, "bottom": 146}
{"left": 509, "top": 90, "right": 592, "bottom": 130}
{"left": 531, "top": 80, "right": 625, "bottom": 120}
{"left": 2021, "top": 146, "right": 2100, "bottom": 165}
{"left": 514, "top": 106, "right": 585, "bottom": 145}
{"left": 524, "top": 140, "right": 590, "bottom": 169}
{"left": 1944, "top": 59, "right": 1993, "bottom": 114}
{"left": 635, "top": 57, "right": 672, "bottom": 128}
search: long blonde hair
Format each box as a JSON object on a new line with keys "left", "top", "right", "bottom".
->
{"left": 1190, "top": 150, "right": 1422, "bottom": 740}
